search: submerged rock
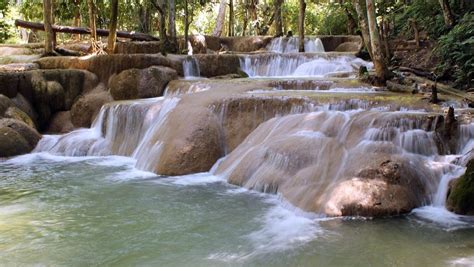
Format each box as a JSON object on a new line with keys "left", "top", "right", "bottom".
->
{"left": 447, "top": 160, "right": 474, "bottom": 215}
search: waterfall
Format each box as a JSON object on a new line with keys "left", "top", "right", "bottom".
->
{"left": 35, "top": 97, "right": 180, "bottom": 172}
{"left": 182, "top": 57, "right": 200, "bottom": 79}
{"left": 239, "top": 54, "right": 372, "bottom": 77}
{"left": 267, "top": 37, "right": 325, "bottom": 53}
{"left": 211, "top": 110, "right": 473, "bottom": 215}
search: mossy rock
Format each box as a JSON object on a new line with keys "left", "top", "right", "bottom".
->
{"left": 447, "top": 160, "right": 474, "bottom": 215}
{"left": 4, "top": 106, "right": 35, "bottom": 128}
{"left": 0, "top": 94, "right": 14, "bottom": 116}
{"left": 0, "top": 118, "right": 41, "bottom": 149}
{"left": 0, "top": 127, "right": 31, "bottom": 157}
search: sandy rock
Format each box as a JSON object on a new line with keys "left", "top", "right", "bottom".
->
{"left": 0, "top": 46, "right": 34, "bottom": 56}
{"left": 192, "top": 54, "right": 241, "bottom": 77}
{"left": 153, "top": 107, "right": 223, "bottom": 175}
{"left": 36, "top": 54, "right": 183, "bottom": 83}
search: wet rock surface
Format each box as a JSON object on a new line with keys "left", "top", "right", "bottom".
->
{"left": 447, "top": 160, "right": 474, "bottom": 215}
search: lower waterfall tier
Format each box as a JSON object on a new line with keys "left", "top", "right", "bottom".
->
{"left": 34, "top": 85, "right": 474, "bottom": 216}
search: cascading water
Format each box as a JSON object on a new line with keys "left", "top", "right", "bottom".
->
{"left": 183, "top": 56, "right": 200, "bottom": 79}
{"left": 35, "top": 97, "right": 180, "bottom": 172}
{"left": 267, "top": 37, "right": 325, "bottom": 53}
{"left": 239, "top": 54, "right": 372, "bottom": 77}
{"left": 211, "top": 109, "right": 474, "bottom": 216}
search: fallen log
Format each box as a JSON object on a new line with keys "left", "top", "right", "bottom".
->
{"left": 15, "top": 19, "right": 159, "bottom": 41}
{"left": 406, "top": 74, "right": 474, "bottom": 102}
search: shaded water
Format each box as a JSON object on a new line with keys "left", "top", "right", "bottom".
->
{"left": 0, "top": 154, "right": 474, "bottom": 266}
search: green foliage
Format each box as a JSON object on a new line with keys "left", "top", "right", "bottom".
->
{"left": 0, "top": 0, "right": 10, "bottom": 42}
{"left": 282, "top": 1, "right": 348, "bottom": 36}
{"left": 0, "top": 0, "right": 20, "bottom": 43}
{"left": 435, "top": 13, "right": 474, "bottom": 89}
{"left": 393, "top": 0, "right": 447, "bottom": 38}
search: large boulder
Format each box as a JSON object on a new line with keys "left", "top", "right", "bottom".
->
{"left": 0, "top": 127, "right": 31, "bottom": 157}
{"left": 0, "top": 118, "right": 41, "bottom": 157}
{"left": 324, "top": 159, "right": 426, "bottom": 217}
{"left": 193, "top": 54, "right": 241, "bottom": 77}
{"left": 11, "top": 93, "right": 38, "bottom": 126}
{"left": 447, "top": 160, "right": 474, "bottom": 215}
{"left": 70, "top": 86, "right": 113, "bottom": 128}
{"left": 109, "top": 66, "right": 178, "bottom": 100}
{"left": 151, "top": 106, "right": 223, "bottom": 175}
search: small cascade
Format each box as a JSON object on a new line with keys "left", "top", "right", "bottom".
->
{"left": 35, "top": 97, "right": 180, "bottom": 172}
{"left": 182, "top": 57, "right": 200, "bottom": 79}
{"left": 164, "top": 81, "right": 210, "bottom": 97}
{"left": 211, "top": 109, "right": 473, "bottom": 215}
{"left": 267, "top": 37, "right": 325, "bottom": 53}
{"left": 239, "top": 54, "right": 372, "bottom": 77}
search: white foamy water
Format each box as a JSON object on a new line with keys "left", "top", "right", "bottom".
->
{"left": 183, "top": 57, "right": 200, "bottom": 79}
{"left": 240, "top": 54, "right": 372, "bottom": 77}
{"left": 267, "top": 37, "right": 325, "bottom": 53}
{"left": 34, "top": 97, "right": 180, "bottom": 173}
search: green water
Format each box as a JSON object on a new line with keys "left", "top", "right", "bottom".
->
{"left": 1, "top": 153, "right": 473, "bottom": 266}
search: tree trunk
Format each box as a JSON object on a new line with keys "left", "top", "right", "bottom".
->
{"left": 168, "top": 0, "right": 177, "bottom": 47}
{"left": 353, "top": 0, "right": 372, "bottom": 59}
{"left": 439, "top": 0, "right": 455, "bottom": 27}
{"left": 228, "top": 0, "right": 234, "bottom": 36}
{"left": 43, "top": 0, "right": 55, "bottom": 54}
{"left": 409, "top": 18, "right": 420, "bottom": 48}
{"left": 73, "top": 0, "right": 81, "bottom": 40}
{"left": 213, "top": 0, "right": 227, "bottom": 37}
{"left": 344, "top": 6, "right": 356, "bottom": 35}
{"left": 87, "top": 0, "right": 98, "bottom": 53}
{"left": 366, "top": 0, "right": 390, "bottom": 81}
{"left": 107, "top": 0, "right": 118, "bottom": 54}
{"left": 298, "top": 0, "right": 305, "bottom": 52}
{"left": 274, "top": 0, "right": 283, "bottom": 36}
{"left": 152, "top": 0, "right": 167, "bottom": 40}
{"left": 242, "top": 0, "right": 249, "bottom": 36}
{"left": 184, "top": 0, "right": 189, "bottom": 51}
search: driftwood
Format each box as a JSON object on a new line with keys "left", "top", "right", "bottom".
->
{"left": 15, "top": 19, "right": 159, "bottom": 41}
{"left": 397, "top": 66, "right": 434, "bottom": 79}
{"left": 407, "top": 74, "right": 474, "bottom": 102}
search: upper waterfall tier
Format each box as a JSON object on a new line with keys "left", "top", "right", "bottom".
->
{"left": 267, "top": 37, "right": 326, "bottom": 53}
{"left": 239, "top": 53, "right": 372, "bottom": 77}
